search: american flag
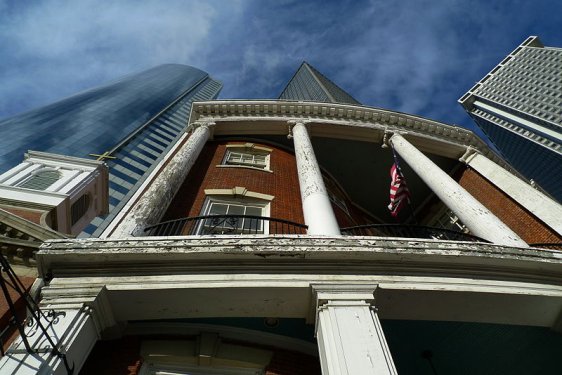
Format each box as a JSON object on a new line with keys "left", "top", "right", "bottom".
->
{"left": 388, "top": 152, "right": 410, "bottom": 217}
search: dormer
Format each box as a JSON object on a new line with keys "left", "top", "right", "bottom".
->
{"left": 0, "top": 151, "right": 109, "bottom": 236}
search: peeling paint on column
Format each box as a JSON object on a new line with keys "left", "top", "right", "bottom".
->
{"left": 292, "top": 121, "right": 327, "bottom": 199}
{"left": 390, "top": 134, "right": 528, "bottom": 247}
{"left": 110, "top": 121, "right": 214, "bottom": 237}
{"left": 290, "top": 121, "right": 341, "bottom": 235}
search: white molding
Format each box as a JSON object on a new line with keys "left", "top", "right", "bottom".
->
{"left": 215, "top": 165, "right": 273, "bottom": 173}
{"left": 225, "top": 143, "right": 273, "bottom": 153}
{"left": 190, "top": 100, "right": 500, "bottom": 159}
{"left": 30, "top": 235, "right": 562, "bottom": 354}
{"left": 204, "top": 188, "right": 274, "bottom": 201}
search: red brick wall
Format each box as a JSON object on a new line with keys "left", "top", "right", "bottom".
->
{"left": 456, "top": 167, "right": 561, "bottom": 244}
{"left": 0, "top": 206, "right": 45, "bottom": 226}
{"left": 162, "top": 142, "right": 303, "bottom": 226}
{"left": 0, "top": 276, "right": 36, "bottom": 353}
{"left": 162, "top": 140, "right": 369, "bottom": 231}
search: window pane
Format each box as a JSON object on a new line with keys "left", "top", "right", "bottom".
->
{"left": 244, "top": 206, "right": 263, "bottom": 232}
{"left": 208, "top": 203, "right": 228, "bottom": 215}
{"left": 224, "top": 149, "right": 269, "bottom": 169}
{"left": 245, "top": 206, "right": 262, "bottom": 216}
{"left": 227, "top": 204, "right": 245, "bottom": 216}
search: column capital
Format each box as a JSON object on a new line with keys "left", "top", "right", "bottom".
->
{"left": 287, "top": 119, "right": 310, "bottom": 126}
{"left": 287, "top": 119, "right": 311, "bottom": 138}
{"left": 459, "top": 146, "right": 480, "bottom": 164}
{"left": 309, "top": 284, "right": 378, "bottom": 324}
{"left": 190, "top": 119, "right": 216, "bottom": 132}
{"left": 312, "top": 283, "right": 378, "bottom": 305}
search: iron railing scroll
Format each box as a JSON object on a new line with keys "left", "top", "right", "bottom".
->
{"left": 0, "top": 254, "right": 74, "bottom": 374}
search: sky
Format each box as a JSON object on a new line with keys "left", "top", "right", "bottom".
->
{"left": 1, "top": 0, "right": 561, "bottom": 135}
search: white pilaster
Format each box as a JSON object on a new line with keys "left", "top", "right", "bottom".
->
{"left": 0, "top": 307, "right": 98, "bottom": 375}
{"left": 390, "top": 134, "right": 528, "bottom": 247}
{"left": 461, "top": 148, "right": 562, "bottom": 235}
{"left": 109, "top": 121, "right": 214, "bottom": 237}
{"left": 290, "top": 121, "right": 340, "bottom": 235}
{"left": 312, "top": 284, "right": 397, "bottom": 375}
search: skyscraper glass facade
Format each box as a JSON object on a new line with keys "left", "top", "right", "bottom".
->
{"left": 0, "top": 64, "right": 222, "bottom": 236}
{"left": 279, "top": 62, "right": 361, "bottom": 105}
{"left": 459, "top": 36, "right": 562, "bottom": 202}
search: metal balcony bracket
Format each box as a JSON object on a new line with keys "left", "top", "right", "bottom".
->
{"left": 0, "top": 254, "right": 74, "bottom": 374}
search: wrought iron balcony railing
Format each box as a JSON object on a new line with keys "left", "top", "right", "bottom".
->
{"left": 341, "top": 224, "right": 489, "bottom": 243}
{"left": 144, "top": 216, "right": 493, "bottom": 243}
{"left": 144, "top": 215, "right": 308, "bottom": 236}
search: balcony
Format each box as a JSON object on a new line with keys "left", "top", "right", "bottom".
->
{"left": 144, "top": 215, "right": 489, "bottom": 243}
{"left": 144, "top": 215, "right": 308, "bottom": 236}
{"left": 340, "top": 224, "right": 489, "bottom": 243}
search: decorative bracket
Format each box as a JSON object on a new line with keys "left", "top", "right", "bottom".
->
{"left": 381, "top": 129, "right": 390, "bottom": 148}
{"left": 459, "top": 146, "right": 479, "bottom": 164}
{"left": 0, "top": 254, "right": 74, "bottom": 374}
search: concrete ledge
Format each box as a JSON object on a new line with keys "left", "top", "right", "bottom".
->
{"left": 37, "top": 236, "right": 562, "bottom": 283}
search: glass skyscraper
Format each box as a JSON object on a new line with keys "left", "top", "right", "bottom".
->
{"left": 279, "top": 61, "right": 361, "bottom": 104}
{"left": 0, "top": 64, "right": 222, "bottom": 236}
{"left": 459, "top": 36, "right": 562, "bottom": 202}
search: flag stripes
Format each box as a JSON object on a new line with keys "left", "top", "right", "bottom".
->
{"left": 388, "top": 156, "right": 411, "bottom": 217}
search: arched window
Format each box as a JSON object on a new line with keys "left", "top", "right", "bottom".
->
{"left": 17, "top": 168, "right": 61, "bottom": 191}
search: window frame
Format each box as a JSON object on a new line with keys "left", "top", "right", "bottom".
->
{"left": 195, "top": 195, "right": 271, "bottom": 235}
{"left": 218, "top": 144, "right": 272, "bottom": 172}
{"left": 15, "top": 167, "right": 61, "bottom": 191}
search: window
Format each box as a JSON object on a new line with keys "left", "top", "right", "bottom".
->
{"left": 71, "top": 194, "right": 90, "bottom": 226}
{"left": 225, "top": 151, "right": 268, "bottom": 168}
{"left": 17, "top": 168, "right": 61, "bottom": 191}
{"left": 220, "top": 144, "right": 272, "bottom": 171}
{"left": 197, "top": 196, "right": 269, "bottom": 235}
{"left": 432, "top": 208, "right": 469, "bottom": 233}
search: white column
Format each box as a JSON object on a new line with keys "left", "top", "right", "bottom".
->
{"left": 109, "top": 121, "right": 214, "bottom": 237}
{"left": 390, "top": 134, "right": 527, "bottom": 247}
{"left": 290, "top": 121, "right": 340, "bottom": 235}
{"left": 0, "top": 307, "right": 98, "bottom": 375}
{"left": 461, "top": 149, "right": 562, "bottom": 235}
{"left": 312, "top": 285, "right": 397, "bottom": 375}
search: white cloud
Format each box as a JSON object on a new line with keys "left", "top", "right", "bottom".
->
{"left": 0, "top": 0, "right": 560, "bottom": 130}
{"left": 0, "top": 0, "right": 238, "bottom": 117}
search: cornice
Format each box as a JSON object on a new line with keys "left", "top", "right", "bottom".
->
{"left": 37, "top": 236, "right": 562, "bottom": 286}
{"left": 190, "top": 100, "right": 506, "bottom": 165}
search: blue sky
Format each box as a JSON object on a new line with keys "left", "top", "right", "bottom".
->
{"left": 1, "top": 0, "right": 561, "bottom": 134}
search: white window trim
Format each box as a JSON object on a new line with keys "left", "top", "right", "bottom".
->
{"left": 15, "top": 167, "right": 61, "bottom": 191}
{"left": 204, "top": 188, "right": 274, "bottom": 202}
{"left": 217, "top": 143, "right": 272, "bottom": 172}
{"left": 196, "top": 188, "right": 273, "bottom": 235}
